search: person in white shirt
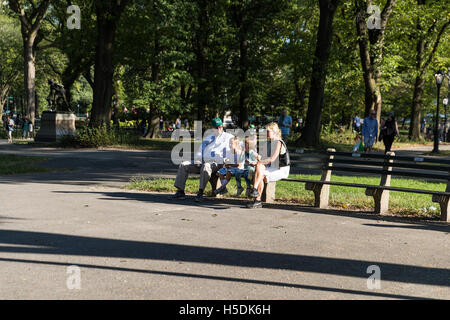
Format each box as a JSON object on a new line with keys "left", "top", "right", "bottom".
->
{"left": 171, "top": 117, "right": 234, "bottom": 202}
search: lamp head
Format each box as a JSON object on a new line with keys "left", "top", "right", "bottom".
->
{"left": 435, "top": 70, "right": 444, "bottom": 86}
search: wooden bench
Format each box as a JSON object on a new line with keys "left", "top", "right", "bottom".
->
{"left": 262, "top": 148, "right": 450, "bottom": 222}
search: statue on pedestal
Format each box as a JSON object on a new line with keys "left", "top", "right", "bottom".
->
{"left": 46, "top": 80, "right": 71, "bottom": 112}
{"left": 35, "top": 80, "right": 76, "bottom": 142}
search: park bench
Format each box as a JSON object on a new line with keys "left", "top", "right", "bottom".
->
{"left": 261, "top": 148, "right": 450, "bottom": 222}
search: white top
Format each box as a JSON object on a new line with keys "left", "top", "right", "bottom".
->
{"left": 224, "top": 149, "right": 245, "bottom": 169}
{"left": 195, "top": 131, "right": 234, "bottom": 163}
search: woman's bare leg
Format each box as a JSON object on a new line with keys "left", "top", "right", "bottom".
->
{"left": 256, "top": 177, "right": 266, "bottom": 201}
{"left": 253, "top": 163, "right": 265, "bottom": 193}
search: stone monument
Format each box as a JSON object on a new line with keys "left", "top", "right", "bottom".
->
{"left": 35, "top": 80, "right": 76, "bottom": 142}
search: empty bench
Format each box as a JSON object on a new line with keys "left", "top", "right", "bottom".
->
{"left": 262, "top": 148, "right": 450, "bottom": 222}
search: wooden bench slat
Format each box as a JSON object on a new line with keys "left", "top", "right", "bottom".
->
{"left": 328, "top": 151, "right": 450, "bottom": 165}
{"left": 323, "top": 165, "right": 449, "bottom": 180}
{"left": 280, "top": 178, "right": 450, "bottom": 196}
{"left": 329, "top": 159, "right": 450, "bottom": 172}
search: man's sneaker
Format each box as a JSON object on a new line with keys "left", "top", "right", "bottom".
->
{"left": 245, "top": 188, "right": 252, "bottom": 197}
{"left": 236, "top": 186, "right": 244, "bottom": 197}
{"left": 194, "top": 192, "right": 204, "bottom": 202}
{"left": 246, "top": 200, "right": 262, "bottom": 208}
{"left": 249, "top": 188, "right": 260, "bottom": 198}
{"left": 169, "top": 190, "right": 185, "bottom": 200}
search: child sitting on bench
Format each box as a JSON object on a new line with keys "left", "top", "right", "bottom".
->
{"left": 235, "top": 135, "right": 259, "bottom": 196}
{"left": 214, "top": 136, "right": 245, "bottom": 195}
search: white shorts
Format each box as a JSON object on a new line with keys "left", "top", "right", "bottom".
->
{"left": 264, "top": 165, "right": 290, "bottom": 182}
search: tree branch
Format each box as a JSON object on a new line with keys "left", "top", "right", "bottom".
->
{"left": 422, "top": 19, "right": 450, "bottom": 71}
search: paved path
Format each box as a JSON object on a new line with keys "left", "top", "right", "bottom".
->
{"left": 0, "top": 141, "right": 449, "bottom": 299}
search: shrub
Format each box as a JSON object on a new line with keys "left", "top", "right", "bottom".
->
{"left": 57, "top": 125, "right": 140, "bottom": 148}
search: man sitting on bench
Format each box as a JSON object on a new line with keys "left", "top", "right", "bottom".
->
{"left": 170, "top": 118, "right": 234, "bottom": 202}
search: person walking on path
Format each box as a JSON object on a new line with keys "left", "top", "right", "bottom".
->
{"left": 353, "top": 114, "right": 361, "bottom": 133}
{"left": 22, "top": 119, "right": 29, "bottom": 139}
{"left": 278, "top": 108, "right": 292, "bottom": 143}
{"left": 380, "top": 112, "right": 399, "bottom": 154}
{"left": 362, "top": 110, "right": 378, "bottom": 153}
{"left": 6, "top": 115, "right": 15, "bottom": 143}
{"left": 247, "top": 122, "right": 290, "bottom": 208}
{"left": 175, "top": 115, "right": 182, "bottom": 130}
{"left": 170, "top": 117, "right": 234, "bottom": 202}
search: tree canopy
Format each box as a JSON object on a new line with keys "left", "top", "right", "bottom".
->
{"left": 0, "top": 0, "right": 448, "bottom": 143}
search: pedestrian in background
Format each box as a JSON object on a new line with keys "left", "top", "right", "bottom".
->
{"left": 22, "top": 118, "right": 29, "bottom": 139}
{"left": 380, "top": 112, "right": 399, "bottom": 153}
{"left": 6, "top": 115, "right": 14, "bottom": 143}
{"left": 175, "top": 115, "right": 181, "bottom": 130}
{"left": 278, "top": 108, "right": 292, "bottom": 143}
{"left": 362, "top": 110, "right": 378, "bottom": 153}
{"left": 353, "top": 114, "right": 361, "bottom": 133}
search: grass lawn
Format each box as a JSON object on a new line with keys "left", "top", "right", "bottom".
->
{"left": 423, "top": 150, "right": 450, "bottom": 157}
{"left": 126, "top": 174, "right": 445, "bottom": 218}
{"left": 107, "top": 138, "right": 183, "bottom": 150}
{"left": 0, "top": 154, "right": 51, "bottom": 175}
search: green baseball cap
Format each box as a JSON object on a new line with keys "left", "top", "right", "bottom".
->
{"left": 211, "top": 117, "right": 223, "bottom": 127}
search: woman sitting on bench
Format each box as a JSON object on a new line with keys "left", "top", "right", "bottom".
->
{"left": 247, "top": 122, "right": 290, "bottom": 208}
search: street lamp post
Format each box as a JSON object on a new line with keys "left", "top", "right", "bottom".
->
{"left": 444, "top": 98, "right": 449, "bottom": 142}
{"left": 446, "top": 69, "right": 450, "bottom": 142}
{"left": 432, "top": 70, "right": 444, "bottom": 153}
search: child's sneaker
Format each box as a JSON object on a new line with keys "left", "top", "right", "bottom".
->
{"left": 214, "top": 185, "right": 228, "bottom": 195}
{"left": 236, "top": 186, "right": 244, "bottom": 197}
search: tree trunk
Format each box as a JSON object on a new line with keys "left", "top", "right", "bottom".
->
{"left": 35, "top": 90, "right": 39, "bottom": 118}
{"left": 90, "top": 1, "right": 130, "bottom": 128}
{"left": 356, "top": 2, "right": 378, "bottom": 120}
{"left": 409, "top": 73, "right": 425, "bottom": 140}
{"left": 0, "top": 86, "right": 9, "bottom": 115}
{"left": 239, "top": 35, "right": 249, "bottom": 129}
{"left": 300, "top": 0, "right": 340, "bottom": 146}
{"left": 90, "top": 16, "right": 116, "bottom": 128}
{"left": 9, "top": 0, "right": 51, "bottom": 127}
{"left": 355, "top": 0, "right": 396, "bottom": 125}
{"left": 408, "top": 0, "right": 449, "bottom": 140}
{"left": 24, "top": 40, "right": 36, "bottom": 126}
{"left": 144, "top": 114, "right": 161, "bottom": 139}
{"left": 194, "top": 1, "right": 209, "bottom": 123}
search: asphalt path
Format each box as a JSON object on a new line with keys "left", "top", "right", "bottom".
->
{"left": 0, "top": 141, "right": 448, "bottom": 299}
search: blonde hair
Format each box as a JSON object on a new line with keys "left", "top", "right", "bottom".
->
{"left": 265, "top": 122, "right": 282, "bottom": 140}
{"left": 230, "top": 136, "right": 241, "bottom": 151}
{"left": 245, "top": 135, "right": 257, "bottom": 149}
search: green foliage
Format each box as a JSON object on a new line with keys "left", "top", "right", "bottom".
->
{"left": 57, "top": 125, "right": 139, "bottom": 148}
{"left": 1, "top": 0, "right": 449, "bottom": 142}
{"left": 0, "top": 13, "right": 22, "bottom": 108}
